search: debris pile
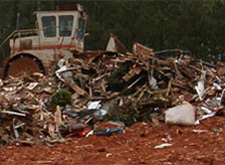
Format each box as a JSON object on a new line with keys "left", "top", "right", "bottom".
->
{"left": 0, "top": 43, "right": 224, "bottom": 145}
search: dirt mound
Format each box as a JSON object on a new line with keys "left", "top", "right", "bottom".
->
{"left": 1, "top": 116, "right": 224, "bottom": 165}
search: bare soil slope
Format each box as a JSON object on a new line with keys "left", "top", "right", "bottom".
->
{"left": 1, "top": 116, "right": 224, "bottom": 165}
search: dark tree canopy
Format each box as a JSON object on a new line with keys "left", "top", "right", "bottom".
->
{"left": 0, "top": 1, "right": 224, "bottom": 64}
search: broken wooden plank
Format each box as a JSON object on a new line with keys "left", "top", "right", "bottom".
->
{"left": 1, "top": 110, "right": 26, "bottom": 117}
{"left": 71, "top": 83, "right": 87, "bottom": 96}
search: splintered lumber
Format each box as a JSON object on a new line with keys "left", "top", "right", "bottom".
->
{"left": 0, "top": 41, "right": 224, "bottom": 146}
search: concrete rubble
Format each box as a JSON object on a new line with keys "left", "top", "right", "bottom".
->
{"left": 0, "top": 41, "right": 224, "bottom": 146}
{"left": 165, "top": 101, "right": 196, "bottom": 126}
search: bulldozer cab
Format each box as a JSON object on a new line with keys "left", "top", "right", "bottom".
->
{"left": 5, "top": 8, "right": 87, "bottom": 55}
{"left": 35, "top": 10, "right": 86, "bottom": 51}
{"left": 36, "top": 10, "right": 86, "bottom": 47}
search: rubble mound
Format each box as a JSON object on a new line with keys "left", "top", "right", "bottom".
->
{"left": 0, "top": 48, "right": 224, "bottom": 145}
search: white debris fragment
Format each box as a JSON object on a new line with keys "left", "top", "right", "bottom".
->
{"left": 86, "top": 130, "right": 94, "bottom": 137}
{"left": 194, "top": 112, "right": 215, "bottom": 125}
{"left": 1, "top": 110, "right": 26, "bottom": 117}
{"left": 88, "top": 101, "right": 101, "bottom": 110}
{"left": 94, "top": 109, "right": 107, "bottom": 119}
{"left": 149, "top": 76, "right": 158, "bottom": 89}
{"left": 192, "top": 129, "right": 208, "bottom": 133}
{"left": 201, "top": 107, "right": 213, "bottom": 114}
{"left": 26, "top": 82, "right": 38, "bottom": 90}
{"left": 106, "top": 35, "right": 117, "bottom": 52}
{"left": 195, "top": 80, "right": 205, "bottom": 101}
{"left": 57, "top": 59, "right": 66, "bottom": 68}
{"left": 0, "top": 79, "right": 3, "bottom": 87}
{"left": 55, "top": 62, "right": 76, "bottom": 83}
{"left": 213, "top": 83, "right": 222, "bottom": 90}
{"left": 154, "top": 143, "right": 172, "bottom": 149}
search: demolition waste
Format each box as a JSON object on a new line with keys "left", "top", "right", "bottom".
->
{"left": 0, "top": 42, "right": 224, "bottom": 146}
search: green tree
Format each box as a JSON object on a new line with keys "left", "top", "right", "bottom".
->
{"left": 0, "top": 1, "right": 224, "bottom": 64}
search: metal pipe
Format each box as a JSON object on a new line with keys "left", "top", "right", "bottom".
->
{"left": 16, "top": 13, "right": 20, "bottom": 31}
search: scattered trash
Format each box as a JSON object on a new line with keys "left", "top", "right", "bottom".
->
{"left": 93, "top": 109, "right": 107, "bottom": 120}
{"left": 161, "top": 133, "right": 173, "bottom": 142}
{"left": 94, "top": 128, "right": 124, "bottom": 136}
{"left": 154, "top": 143, "right": 173, "bottom": 149}
{"left": 200, "top": 107, "right": 213, "bottom": 114}
{"left": 88, "top": 101, "right": 101, "bottom": 110}
{"left": 93, "top": 121, "right": 125, "bottom": 136}
{"left": 194, "top": 112, "right": 216, "bottom": 125}
{"left": 106, "top": 153, "right": 113, "bottom": 157}
{"left": 192, "top": 129, "right": 208, "bottom": 133}
{"left": 195, "top": 80, "right": 205, "bottom": 101}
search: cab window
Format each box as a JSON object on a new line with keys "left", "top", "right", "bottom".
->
{"left": 41, "top": 16, "right": 56, "bottom": 37}
{"left": 59, "top": 15, "right": 74, "bottom": 37}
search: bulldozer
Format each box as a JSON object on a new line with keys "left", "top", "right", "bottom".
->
{"left": 0, "top": 3, "right": 88, "bottom": 79}
{"left": 0, "top": 3, "right": 154, "bottom": 79}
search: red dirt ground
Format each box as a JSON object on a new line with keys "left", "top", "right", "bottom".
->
{"left": 1, "top": 116, "right": 225, "bottom": 165}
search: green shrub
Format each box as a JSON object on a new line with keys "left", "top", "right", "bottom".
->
{"left": 50, "top": 89, "right": 72, "bottom": 107}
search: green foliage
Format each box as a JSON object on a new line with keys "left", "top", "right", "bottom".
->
{"left": 83, "top": 1, "right": 225, "bottom": 61}
{"left": 50, "top": 89, "right": 72, "bottom": 107}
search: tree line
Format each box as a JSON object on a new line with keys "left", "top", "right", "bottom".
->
{"left": 0, "top": 1, "right": 224, "bottom": 64}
